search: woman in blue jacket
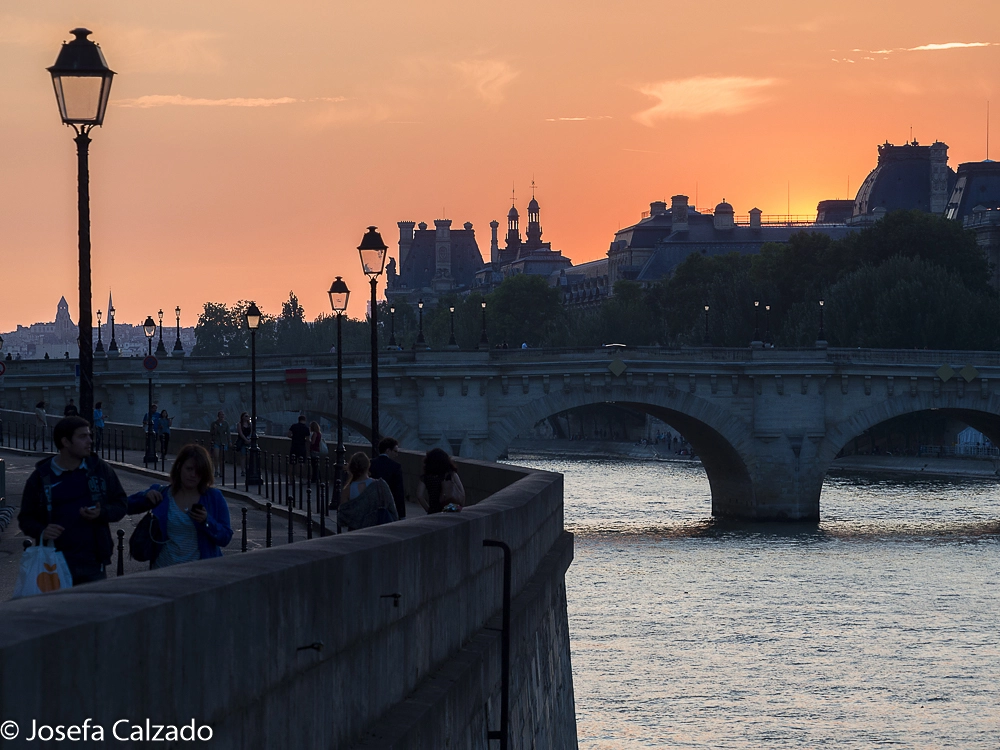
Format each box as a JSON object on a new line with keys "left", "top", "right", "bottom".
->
{"left": 128, "top": 444, "right": 233, "bottom": 568}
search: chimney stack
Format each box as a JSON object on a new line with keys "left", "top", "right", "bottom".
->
{"left": 397, "top": 221, "right": 416, "bottom": 273}
{"left": 929, "top": 141, "right": 949, "bottom": 214}
{"left": 671, "top": 195, "right": 689, "bottom": 232}
{"left": 489, "top": 220, "right": 500, "bottom": 265}
{"left": 749, "top": 207, "right": 762, "bottom": 229}
{"left": 650, "top": 201, "right": 667, "bottom": 217}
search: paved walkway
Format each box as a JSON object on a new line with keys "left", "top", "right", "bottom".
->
{"left": 0, "top": 448, "right": 420, "bottom": 602}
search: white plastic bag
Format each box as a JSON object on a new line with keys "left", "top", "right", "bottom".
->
{"left": 12, "top": 541, "right": 73, "bottom": 599}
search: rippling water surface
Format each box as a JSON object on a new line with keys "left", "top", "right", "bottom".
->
{"left": 506, "top": 455, "right": 1000, "bottom": 749}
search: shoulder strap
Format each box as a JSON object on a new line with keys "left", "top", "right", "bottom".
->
{"left": 41, "top": 470, "right": 53, "bottom": 518}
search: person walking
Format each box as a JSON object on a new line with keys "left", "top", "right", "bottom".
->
{"left": 157, "top": 409, "right": 173, "bottom": 458}
{"left": 33, "top": 401, "right": 46, "bottom": 450}
{"left": 415, "top": 448, "right": 466, "bottom": 514}
{"left": 287, "top": 415, "right": 309, "bottom": 463}
{"left": 63, "top": 399, "right": 79, "bottom": 417}
{"left": 142, "top": 402, "right": 160, "bottom": 435}
{"left": 307, "top": 421, "right": 325, "bottom": 482}
{"left": 370, "top": 436, "right": 406, "bottom": 519}
{"left": 337, "top": 452, "right": 398, "bottom": 531}
{"left": 127, "top": 444, "right": 233, "bottom": 569}
{"left": 233, "top": 412, "right": 251, "bottom": 476}
{"left": 17, "top": 416, "right": 128, "bottom": 585}
{"left": 93, "top": 402, "right": 105, "bottom": 455}
{"left": 209, "top": 411, "right": 230, "bottom": 477}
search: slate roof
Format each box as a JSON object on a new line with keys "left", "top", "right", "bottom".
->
{"left": 395, "top": 228, "right": 484, "bottom": 292}
{"left": 945, "top": 161, "right": 1000, "bottom": 220}
{"left": 853, "top": 142, "right": 956, "bottom": 215}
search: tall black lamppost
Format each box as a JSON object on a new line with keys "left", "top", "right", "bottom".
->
{"left": 155, "top": 309, "right": 167, "bottom": 355}
{"left": 142, "top": 316, "right": 157, "bottom": 464}
{"left": 245, "top": 303, "right": 262, "bottom": 486}
{"left": 448, "top": 305, "right": 457, "bottom": 347}
{"left": 388, "top": 305, "right": 397, "bottom": 348}
{"left": 48, "top": 28, "right": 115, "bottom": 427}
{"left": 817, "top": 299, "right": 826, "bottom": 344}
{"left": 703, "top": 304, "right": 710, "bottom": 346}
{"left": 479, "top": 300, "right": 489, "bottom": 349}
{"left": 95, "top": 309, "right": 104, "bottom": 353}
{"left": 752, "top": 300, "right": 762, "bottom": 345}
{"left": 108, "top": 305, "right": 118, "bottom": 354}
{"left": 764, "top": 304, "right": 772, "bottom": 347}
{"left": 173, "top": 306, "right": 184, "bottom": 354}
{"left": 328, "top": 277, "right": 350, "bottom": 506}
{"left": 357, "top": 226, "right": 388, "bottom": 457}
{"left": 416, "top": 299, "right": 426, "bottom": 347}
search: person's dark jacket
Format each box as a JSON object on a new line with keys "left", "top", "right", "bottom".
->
{"left": 337, "top": 479, "right": 398, "bottom": 531}
{"left": 370, "top": 454, "right": 406, "bottom": 519}
{"left": 127, "top": 484, "right": 233, "bottom": 565}
{"left": 18, "top": 455, "right": 127, "bottom": 575}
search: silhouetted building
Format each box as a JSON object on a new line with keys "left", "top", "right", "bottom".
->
{"left": 815, "top": 200, "right": 855, "bottom": 223}
{"left": 851, "top": 140, "right": 955, "bottom": 220}
{"left": 386, "top": 220, "right": 485, "bottom": 305}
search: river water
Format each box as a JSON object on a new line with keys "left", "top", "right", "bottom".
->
{"left": 506, "top": 455, "right": 1000, "bottom": 749}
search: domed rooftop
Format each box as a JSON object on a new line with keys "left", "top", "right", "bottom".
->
{"left": 527, "top": 197, "right": 539, "bottom": 211}
{"left": 854, "top": 140, "right": 956, "bottom": 217}
{"left": 508, "top": 205, "right": 519, "bottom": 219}
{"left": 715, "top": 200, "right": 734, "bottom": 213}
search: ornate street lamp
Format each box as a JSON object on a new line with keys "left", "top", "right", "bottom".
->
{"left": 173, "top": 306, "right": 184, "bottom": 354}
{"left": 95, "top": 309, "right": 104, "bottom": 353}
{"left": 752, "top": 300, "right": 762, "bottom": 346}
{"left": 448, "top": 305, "right": 457, "bottom": 348}
{"left": 358, "top": 226, "right": 388, "bottom": 456}
{"left": 764, "top": 304, "right": 772, "bottom": 347}
{"left": 142, "top": 315, "right": 157, "bottom": 465}
{"left": 328, "top": 276, "right": 350, "bottom": 507}
{"left": 818, "top": 299, "right": 827, "bottom": 345}
{"left": 703, "top": 304, "right": 710, "bottom": 346}
{"left": 388, "top": 305, "right": 397, "bottom": 348}
{"left": 155, "top": 309, "right": 167, "bottom": 355}
{"left": 108, "top": 305, "right": 118, "bottom": 355}
{"left": 416, "top": 298, "right": 426, "bottom": 346}
{"left": 245, "top": 303, "right": 262, "bottom": 487}
{"left": 479, "top": 300, "right": 489, "bottom": 349}
{"left": 49, "top": 28, "right": 115, "bottom": 427}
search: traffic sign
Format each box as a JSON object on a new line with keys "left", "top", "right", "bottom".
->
{"left": 143, "top": 356, "right": 158, "bottom": 372}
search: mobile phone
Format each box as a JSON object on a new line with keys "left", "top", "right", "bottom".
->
{"left": 85, "top": 504, "right": 98, "bottom": 511}
{"left": 190, "top": 503, "right": 205, "bottom": 513}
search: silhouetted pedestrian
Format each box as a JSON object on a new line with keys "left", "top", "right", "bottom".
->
{"left": 370, "top": 437, "right": 405, "bottom": 519}
{"left": 416, "top": 448, "right": 466, "bottom": 514}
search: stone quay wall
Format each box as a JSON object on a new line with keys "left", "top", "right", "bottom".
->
{"left": 0, "top": 450, "right": 577, "bottom": 749}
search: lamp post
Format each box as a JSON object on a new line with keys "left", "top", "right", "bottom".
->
{"left": 142, "top": 315, "right": 157, "bottom": 465}
{"left": 416, "top": 298, "right": 426, "bottom": 346}
{"left": 108, "top": 305, "right": 118, "bottom": 354}
{"left": 479, "top": 300, "right": 489, "bottom": 349}
{"left": 817, "top": 299, "right": 826, "bottom": 345}
{"left": 764, "top": 304, "right": 772, "bottom": 347}
{"left": 357, "top": 226, "right": 388, "bottom": 456}
{"left": 173, "top": 306, "right": 183, "bottom": 354}
{"left": 48, "top": 28, "right": 115, "bottom": 427}
{"left": 388, "top": 305, "right": 397, "bottom": 348}
{"left": 245, "top": 303, "right": 262, "bottom": 486}
{"left": 703, "top": 304, "right": 710, "bottom": 346}
{"left": 752, "top": 300, "right": 762, "bottom": 346}
{"left": 95, "top": 309, "right": 104, "bottom": 353}
{"left": 328, "top": 277, "right": 350, "bottom": 507}
{"left": 448, "top": 305, "right": 457, "bottom": 348}
{"left": 155, "top": 309, "right": 167, "bottom": 355}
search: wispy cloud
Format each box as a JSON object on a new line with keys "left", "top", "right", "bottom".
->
{"left": 850, "top": 41, "right": 993, "bottom": 57}
{"left": 116, "top": 95, "right": 345, "bottom": 108}
{"left": 634, "top": 76, "right": 778, "bottom": 124}
{"left": 544, "top": 115, "right": 612, "bottom": 122}
{"left": 453, "top": 60, "right": 518, "bottom": 105}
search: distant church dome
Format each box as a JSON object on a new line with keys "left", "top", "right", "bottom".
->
{"left": 527, "top": 197, "right": 539, "bottom": 212}
{"left": 508, "top": 205, "right": 519, "bottom": 219}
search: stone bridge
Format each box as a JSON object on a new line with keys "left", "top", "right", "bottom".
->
{"left": 4, "top": 346, "right": 1000, "bottom": 520}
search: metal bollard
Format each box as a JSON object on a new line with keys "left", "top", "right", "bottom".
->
{"left": 116, "top": 529, "right": 125, "bottom": 576}
{"left": 287, "top": 496, "right": 294, "bottom": 544}
{"left": 319, "top": 484, "right": 326, "bottom": 537}
{"left": 306, "top": 487, "right": 313, "bottom": 540}
{"left": 241, "top": 508, "right": 248, "bottom": 552}
{"left": 265, "top": 503, "right": 272, "bottom": 547}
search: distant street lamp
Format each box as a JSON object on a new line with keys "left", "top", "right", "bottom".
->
{"left": 479, "top": 300, "right": 489, "bottom": 349}
{"left": 818, "top": 299, "right": 826, "bottom": 344}
{"left": 108, "top": 305, "right": 118, "bottom": 354}
{"left": 752, "top": 300, "right": 762, "bottom": 345}
{"left": 48, "top": 28, "right": 115, "bottom": 427}
{"left": 173, "top": 306, "right": 183, "bottom": 354}
{"left": 703, "top": 304, "right": 710, "bottom": 346}
{"left": 764, "top": 304, "right": 772, "bottom": 347}
{"left": 448, "top": 305, "right": 457, "bottom": 348}
{"left": 388, "top": 305, "right": 397, "bottom": 348}
{"left": 142, "top": 315, "right": 157, "bottom": 465}
{"left": 328, "top": 276, "right": 350, "bottom": 507}
{"left": 357, "top": 226, "right": 388, "bottom": 456}
{"left": 95, "top": 309, "right": 104, "bottom": 353}
{"left": 155, "top": 309, "right": 167, "bottom": 355}
{"left": 245, "top": 303, "right": 262, "bottom": 486}
{"left": 416, "top": 298, "right": 426, "bottom": 346}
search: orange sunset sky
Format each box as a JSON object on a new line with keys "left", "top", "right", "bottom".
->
{"left": 0, "top": 1, "right": 997, "bottom": 331}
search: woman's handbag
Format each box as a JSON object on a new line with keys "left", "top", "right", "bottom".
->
{"left": 129, "top": 511, "right": 164, "bottom": 563}
{"left": 12, "top": 540, "right": 73, "bottom": 598}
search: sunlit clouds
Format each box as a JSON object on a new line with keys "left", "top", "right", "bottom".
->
{"left": 453, "top": 59, "right": 518, "bottom": 105}
{"left": 544, "top": 116, "right": 613, "bottom": 122}
{"left": 116, "top": 95, "right": 346, "bottom": 108}
{"left": 633, "top": 76, "right": 779, "bottom": 124}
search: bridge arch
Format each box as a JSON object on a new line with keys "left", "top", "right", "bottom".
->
{"left": 486, "top": 385, "right": 760, "bottom": 518}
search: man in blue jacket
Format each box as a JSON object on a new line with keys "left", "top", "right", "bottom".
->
{"left": 18, "top": 416, "right": 128, "bottom": 585}
{"left": 369, "top": 437, "right": 406, "bottom": 519}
